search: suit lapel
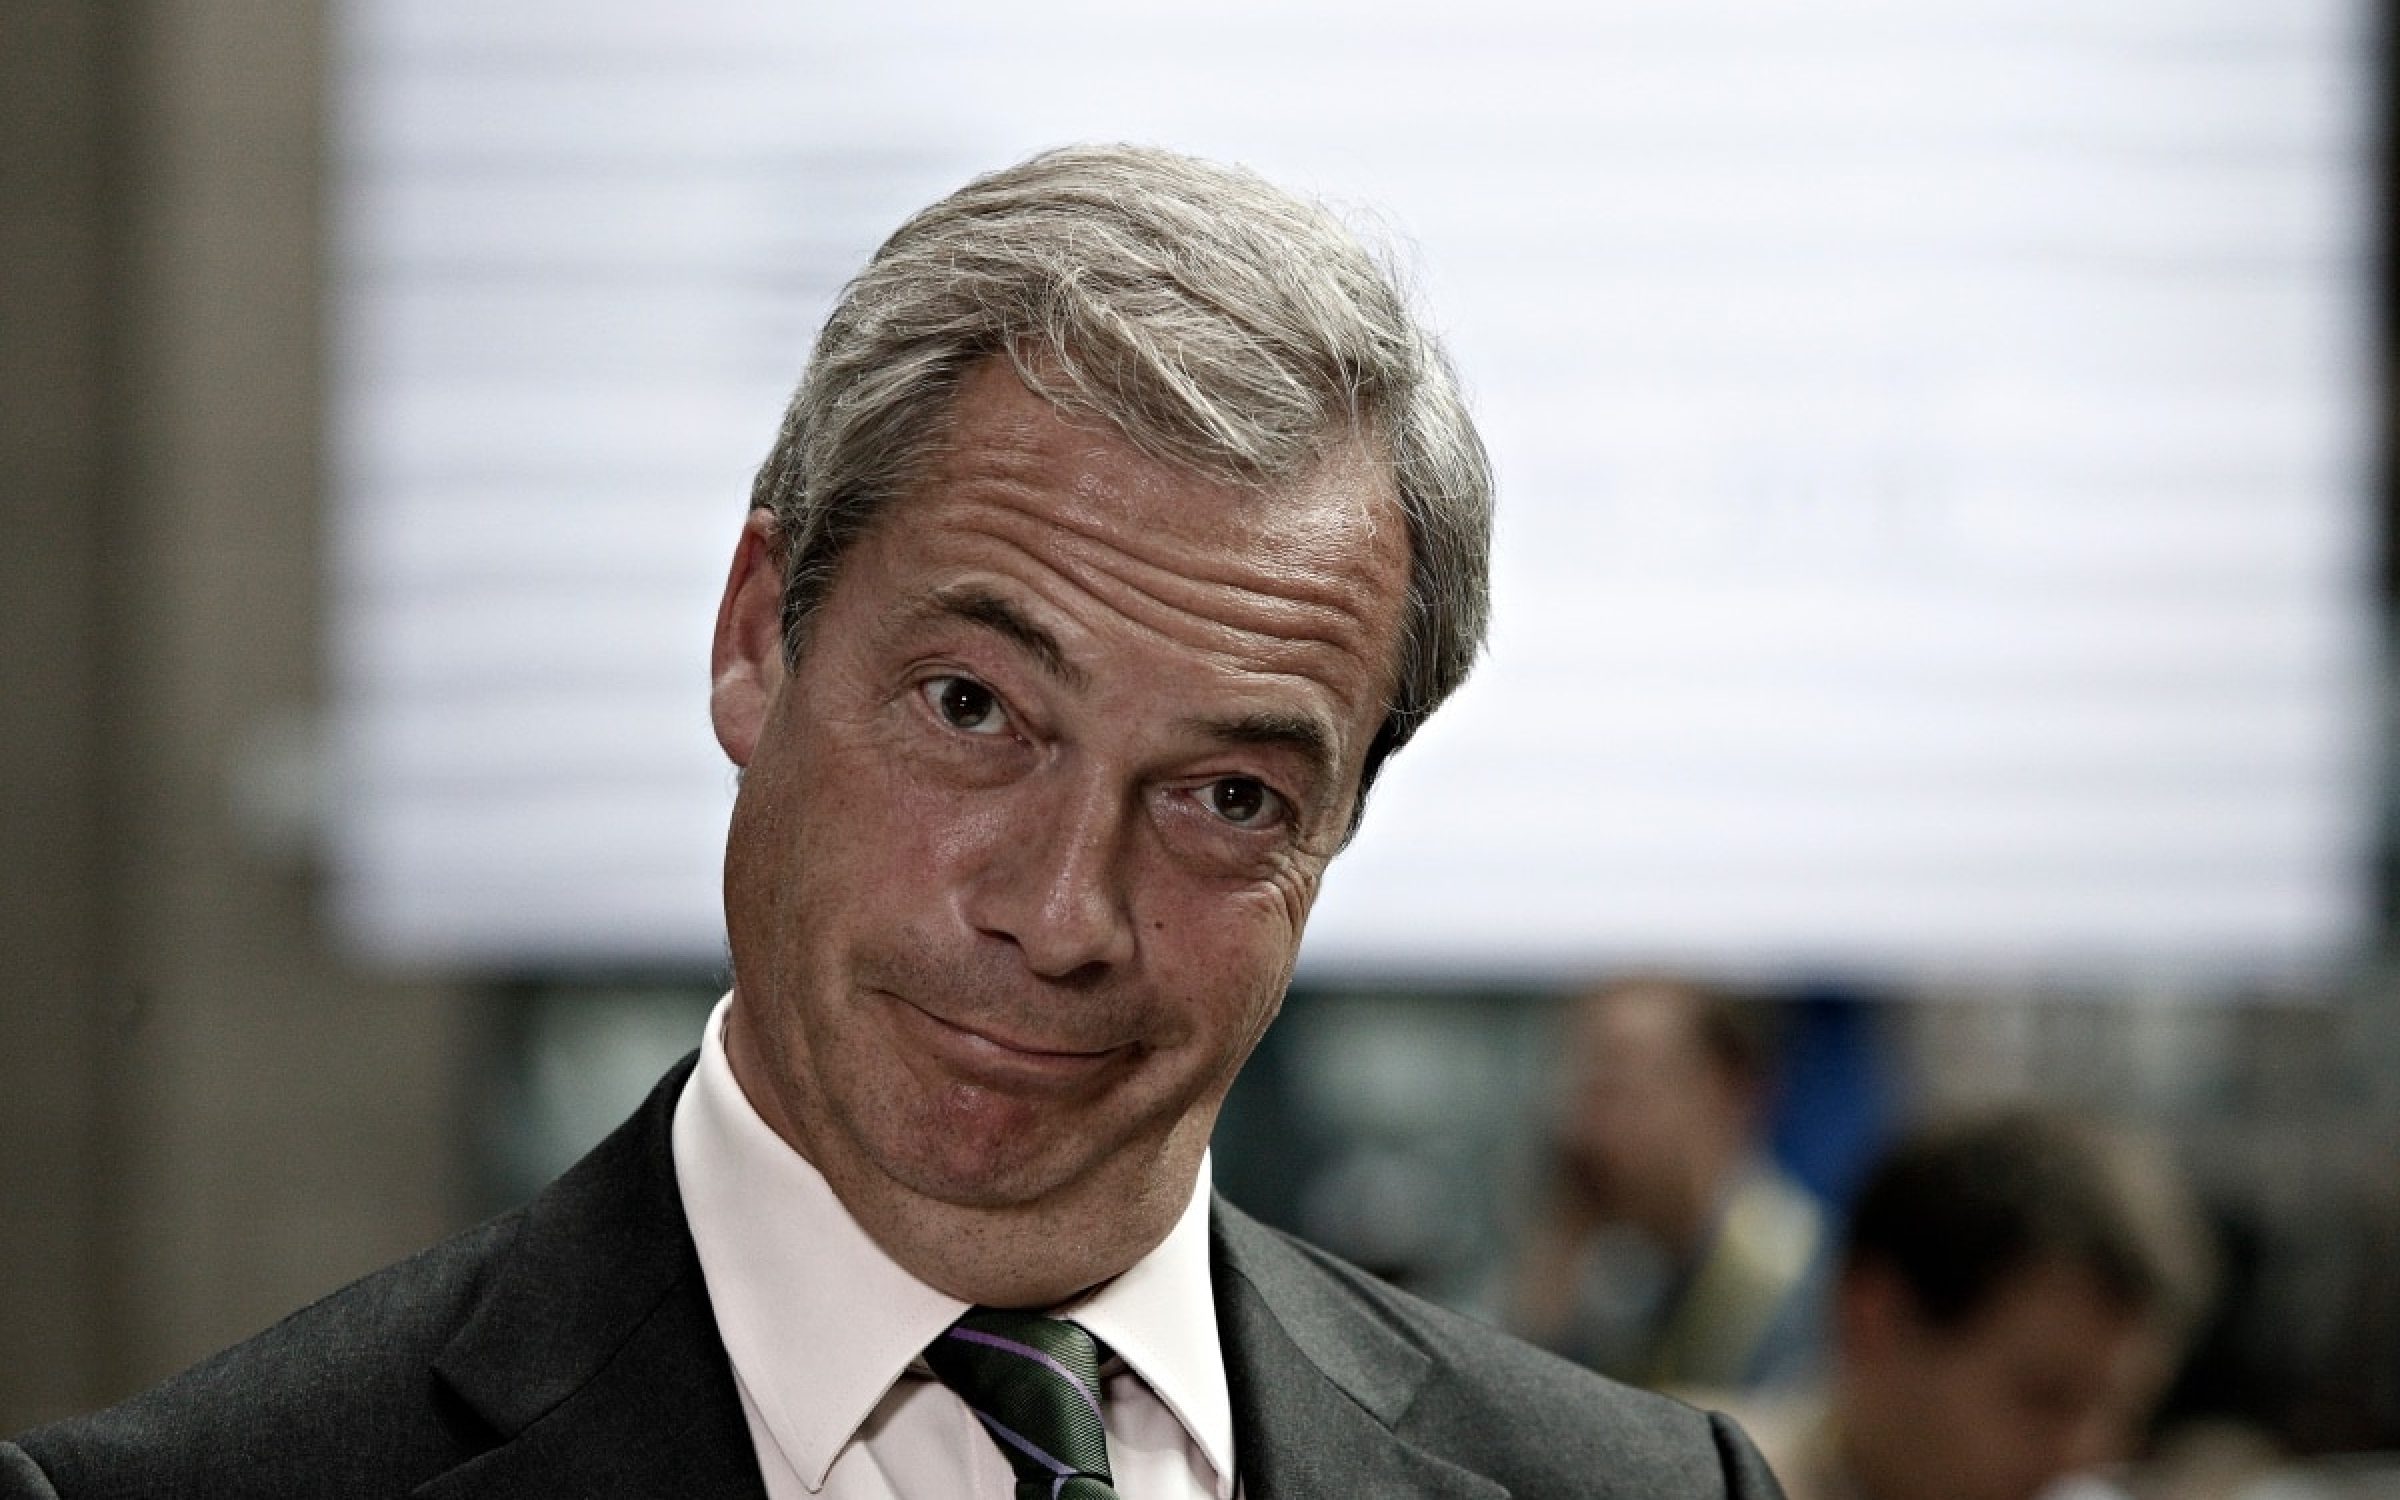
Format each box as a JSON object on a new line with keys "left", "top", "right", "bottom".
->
{"left": 1213, "top": 1202, "right": 1507, "bottom": 1500}
{"left": 415, "top": 1056, "right": 768, "bottom": 1500}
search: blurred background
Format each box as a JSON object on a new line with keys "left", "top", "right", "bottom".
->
{"left": 4, "top": 0, "right": 2396, "bottom": 1489}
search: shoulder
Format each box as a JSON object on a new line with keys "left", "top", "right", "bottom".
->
{"left": 1212, "top": 1203, "right": 1785, "bottom": 1498}
{"left": 6, "top": 1211, "right": 524, "bottom": 1498}
{"left": 8, "top": 1056, "right": 708, "bottom": 1500}
{"left": 1708, "top": 1391, "right": 1835, "bottom": 1500}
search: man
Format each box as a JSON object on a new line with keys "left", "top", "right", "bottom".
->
{"left": 1502, "top": 980, "right": 1826, "bottom": 1392}
{"left": 1722, "top": 1106, "right": 2214, "bottom": 1500}
{"left": 2, "top": 145, "right": 1781, "bottom": 1498}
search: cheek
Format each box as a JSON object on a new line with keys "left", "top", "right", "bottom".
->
{"left": 1945, "top": 1369, "right": 2033, "bottom": 1471}
{"left": 815, "top": 723, "right": 990, "bottom": 877}
{"left": 1201, "top": 850, "right": 1323, "bottom": 964}
{"left": 740, "top": 733, "right": 939, "bottom": 977}
{"left": 919, "top": 791, "right": 1022, "bottom": 876}
{"left": 1886, "top": 1352, "right": 1973, "bottom": 1451}
{"left": 1152, "top": 887, "right": 1302, "bottom": 1054}
{"left": 1168, "top": 982, "right": 1286, "bottom": 1121}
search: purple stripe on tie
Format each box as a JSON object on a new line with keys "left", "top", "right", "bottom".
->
{"left": 969, "top": 1409, "right": 1075, "bottom": 1477}
{"left": 942, "top": 1326, "right": 1107, "bottom": 1423}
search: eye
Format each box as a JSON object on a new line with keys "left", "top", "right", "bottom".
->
{"left": 921, "top": 675, "right": 1010, "bottom": 735}
{"left": 1204, "top": 776, "right": 1284, "bottom": 828}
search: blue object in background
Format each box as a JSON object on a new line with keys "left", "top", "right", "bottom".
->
{"left": 1767, "top": 986, "right": 1900, "bottom": 1218}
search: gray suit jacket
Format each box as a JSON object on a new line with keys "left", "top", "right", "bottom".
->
{"left": 3, "top": 1059, "right": 1783, "bottom": 1499}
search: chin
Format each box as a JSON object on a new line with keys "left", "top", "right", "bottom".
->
{"left": 887, "top": 1140, "right": 1098, "bottom": 1212}
{"left": 869, "top": 1097, "right": 1089, "bottom": 1194}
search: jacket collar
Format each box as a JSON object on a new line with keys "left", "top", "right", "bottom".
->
{"left": 418, "top": 1054, "right": 767, "bottom": 1500}
{"left": 1212, "top": 1201, "right": 1508, "bottom": 1500}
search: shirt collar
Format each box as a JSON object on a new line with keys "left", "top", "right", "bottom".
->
{"left": 1059, "top": 1144, "right": 1237, "bottom": 1491}
{"left": 673, "top": 995, "right": 1236, "bottom": 1492}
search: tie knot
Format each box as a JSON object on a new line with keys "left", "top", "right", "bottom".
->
{"left": 927, "top": 1309, "right": 1118, "bottom": 1499}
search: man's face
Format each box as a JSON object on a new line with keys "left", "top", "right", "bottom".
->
{"left": 711, "top": 361, "right": 1411, "bottom": 1299}
{"left": 1843, "top": 1258, "right": 2175, "bottom": 1500}
{"left": 1557, "top": 987, "right": 1744, "bottom": 1239}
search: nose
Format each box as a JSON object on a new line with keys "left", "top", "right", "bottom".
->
{"left": 958, "top": 770, "right": 1138, "bottom": 981}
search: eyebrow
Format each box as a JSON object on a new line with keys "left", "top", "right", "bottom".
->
{"left": 1187, "top": 709, "right": 1342, "bottom": 806}
{"left": 922, "top": 586, "right": 1088, "bottom": 690}
{"left": 922, "top": 584, "right": 1346, "bottom": 804}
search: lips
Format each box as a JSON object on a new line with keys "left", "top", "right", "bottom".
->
{"left": 946, "top": 1013, "right": 1118, "bottom": 1060}
{"left": 884, "top": 990, "right": 1133, "bottom": 1086}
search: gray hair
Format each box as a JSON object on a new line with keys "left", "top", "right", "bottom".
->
{"left": 746, "top": 143, "right": 1493, "bottom": 809}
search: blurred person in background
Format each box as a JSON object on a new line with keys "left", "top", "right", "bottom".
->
{"left": 2, "top": 145, "right": 1784, "bottom": 1499}
{"left": 1724, "top": 1105, "right": 2215, "bottom": 1500}
{"left": 1499, "top": 977, "right": 1829, "bottom": 1391}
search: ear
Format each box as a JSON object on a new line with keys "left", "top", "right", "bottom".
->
{"left": 711, "top": 509, "right": 788, "bottom": 768}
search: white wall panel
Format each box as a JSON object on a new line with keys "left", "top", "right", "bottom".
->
{"left": 332, "top": 0, "right": 2378, "bottom": 984}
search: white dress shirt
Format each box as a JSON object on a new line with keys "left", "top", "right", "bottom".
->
{"left": 673, "top": 997, "right": 1239, "bottom": 1498}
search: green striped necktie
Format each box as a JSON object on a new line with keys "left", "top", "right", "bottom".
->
{"left": 926, "top": 1307, "right": 1122, "bottom": 1500}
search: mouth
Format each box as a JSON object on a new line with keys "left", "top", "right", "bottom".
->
{"left": 887, "top": 992, "right": 1132, "bottom": 1085}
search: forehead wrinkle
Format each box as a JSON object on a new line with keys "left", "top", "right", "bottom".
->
{"left": 916, "top": 584, "right": 1089, "bottom": 691}
{"left": 948, "top": 428, "right": 1403, "bottom": 663}
{"left": 982, "top": 519, "right": 1390, "bottom": 678}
